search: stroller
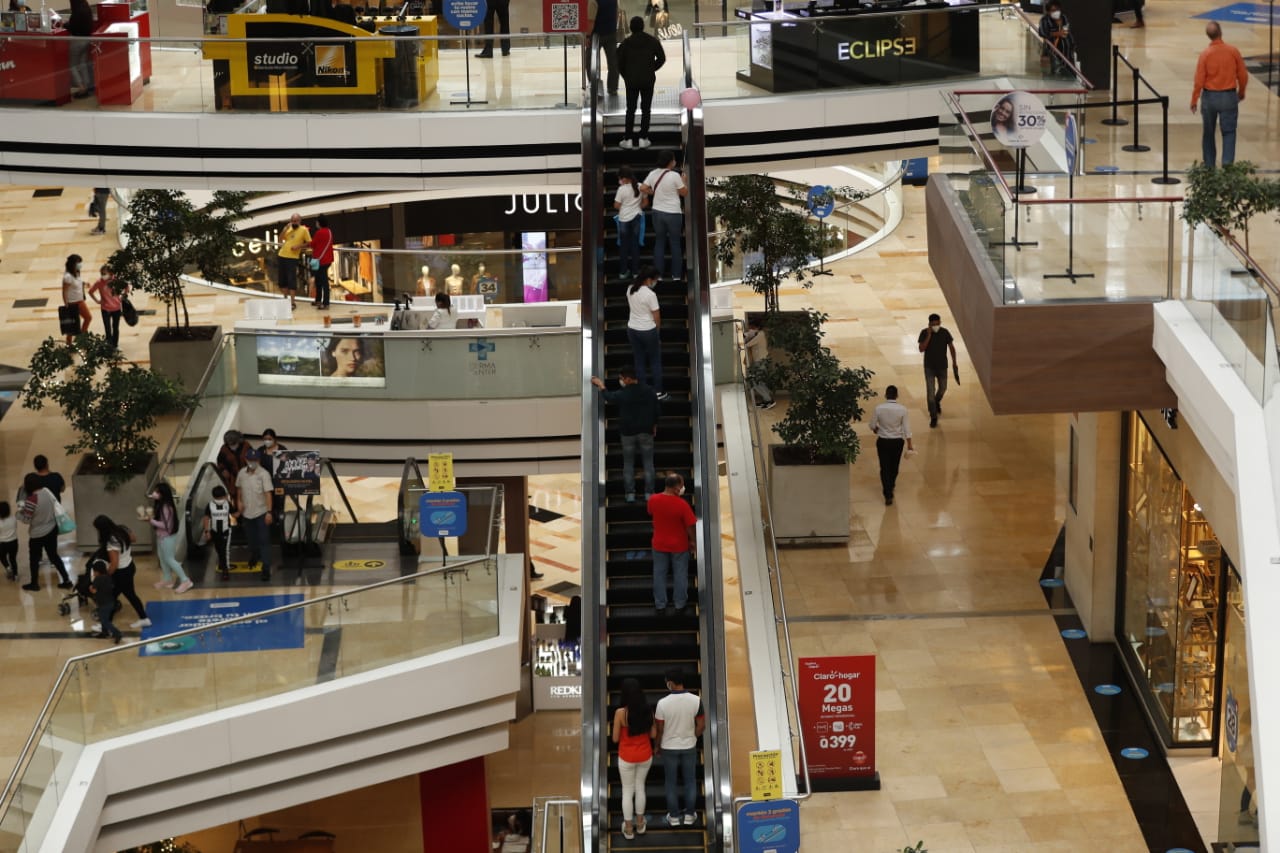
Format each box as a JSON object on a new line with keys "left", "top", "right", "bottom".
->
{"left": 56, "top": 553, "right": 121, "bottom": 620}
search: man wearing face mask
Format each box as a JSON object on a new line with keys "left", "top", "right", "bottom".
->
{"left": 918, "top": 313, "right": 958, "bottom": 429}
{"left": 236, "top": 448, "right": 276, "bottom": 583}
{"left": 647, "top": 472, "right": 697, "bottom": 615}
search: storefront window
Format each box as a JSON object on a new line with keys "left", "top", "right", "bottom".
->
{"left": 1119, "top": 412, "right": 1227, "bottom": 747}
{"left": 1218, "top": 569, "right": 1256, "bottom": 844}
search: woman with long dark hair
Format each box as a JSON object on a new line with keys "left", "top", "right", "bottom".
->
{"left": 93, "top": 515, "right": 151, "bottom": 628}
{"left": 149, "top": 482, "right": 193, "bottom": 593}
{"left": 626, "top": 266, "right": 666, "bottom": 399}
{"left": 613, "top": 165, "right": 645, "bottom": 279}
{"left": 611, "top": 677, "right": 655, "bottom": 838}
{"left": 62, "top": 253, "right": 92, "bottom": 344}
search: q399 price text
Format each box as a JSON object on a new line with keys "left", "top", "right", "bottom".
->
{"left": 797, "top": 655, "right": 876, "bottom": 779}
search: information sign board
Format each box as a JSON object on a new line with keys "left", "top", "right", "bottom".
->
{"left": 797, "top": 655, "right": 876, "bottom": 779}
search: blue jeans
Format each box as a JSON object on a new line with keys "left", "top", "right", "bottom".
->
{"left": 652, "top": 210, "right": 683, "bottom": 279}
{"left": 1200, "top": 89, "right": 1239, "bottom": 167}
{"left": 661, "top": 747, "right": 698, "bottom": 819}
{"left": 652, "top": 549, "right": 689, "bottom": 609}
{"left": 242, "top": 514, "right": 271, "bottom": 577}
{"left": 618, "top": 216, "right": 641, "bottom": 276}
{"left": 97, "top": 603, "right": 122, "bottom": 639}
{"left": 621, "top": 432, "right": 655, "bottom": 499}
{"left": 628, "top": 326, "right": 663, "bottom": 393}
{"left": 157, "top": 532, "right": 190, "bottom": 585}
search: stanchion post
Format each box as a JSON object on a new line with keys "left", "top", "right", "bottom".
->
{"left": 1153, "top": 95, "right": 1180, "bottom": 184}
{"left": 1102, "top": 45, "right": 1127, "bottom": 126}
{"left": 1122, "top": 65, "right": 1150, "bottom": 152}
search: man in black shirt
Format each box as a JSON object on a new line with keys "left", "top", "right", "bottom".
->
{"left": 29, "top": 455, "right": 65, "bottom": 502}
{"left": 591, "top": 367, "right": 660, "bottom": 502}
{"left": 617, "top": 15, "right": 665, "bottom": 149}
{"left": 917, "top": 313, "right": 958, "bottom": 429}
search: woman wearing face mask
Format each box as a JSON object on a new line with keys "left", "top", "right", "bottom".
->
{"left": 148, "top": 482, "right": 193, "bottom": 593}
{"left": 62, "top": 254, "right": 93, "bottom": 345}
{"left": 257, "top": 428, "right": 288, "bottom": 523}
{"left": 1038, "top": 1, "right": 1076, "bottom": 75}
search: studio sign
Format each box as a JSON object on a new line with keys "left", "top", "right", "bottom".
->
{"left": 836, "top": 37, "right": 918, "bottom": 61}
{"left": 251, "top": 49, "right": 301, "bottom": 72}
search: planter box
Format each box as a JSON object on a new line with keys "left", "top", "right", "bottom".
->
{"left": 767, "top": 445, "right": 850, "bottom": 544}
{"left": 149, "top": 325, "right": 222, "bottom": 391}
{"left": 71, "top": 453, "right": 158, "bottom": 553}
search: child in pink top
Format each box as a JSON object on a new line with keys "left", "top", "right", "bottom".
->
{"left": 87, "top": 266, "right": 127, "bottom": 348}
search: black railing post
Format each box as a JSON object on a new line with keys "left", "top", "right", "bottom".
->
{"left": 1102, "top": 45, "right": 1127, "bottom": 126}
{"left": 1122, "top": 64, "right": 1150, "bottom": 152}
{"left": 1153, "top": 95, "right": 1180, "bottom": 184}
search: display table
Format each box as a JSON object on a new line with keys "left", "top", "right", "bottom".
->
{"left": 0, "top": 30, "right": 72, "bottom": 104}
{"left": 202, "top": 13, "right": 438, "bottom": 111}
{"left": 735, "top": 1, "right": 981, "bottom": 92}
{"left": 96, "top": 1, "right": 151, "bottom": 83}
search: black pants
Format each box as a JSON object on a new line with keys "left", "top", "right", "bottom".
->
{"left": 480, "top": 0, "right": 511, "bottom": 54}
{"left": 313, "top": 263, "right": 331, "bottom": 307}
{"left": 876, "top": 437, "right": 905, "bottom": 499}
{"left": 28, "top": 528, "right": 67, "bottom": 584}
{"left": 113, "top": 562, "right": 148, "bottom": 620}
{"left": 0, "top": 540, "right": 17, "bottom": 576}
{"left": 210, "top": 528, "right": 231, "bottom": 575}
{"left": 101, "top": 309, "right": 121, "bottom": 347}
{"left": 625, "top": 80, "right": 655, "bottom": 142}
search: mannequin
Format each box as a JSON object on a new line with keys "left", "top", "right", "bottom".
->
{"left": 445, "top": 263, "right": 466, "bottom": 296}
{"left": 474, "top": 262, "right": 499, "bottom": 302}
{"left": 416, "top": 264, "right": 436, "bottom": 297}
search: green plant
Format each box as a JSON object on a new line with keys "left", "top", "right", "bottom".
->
{"left": 1182, "top": 160, "right": 1274, "bottom": 253}
{"left": 747, "top": 310, "right": 875, "bottom": 463}
{"left": 118, "top": 840, "right": 202, "bottom": 853}
{"left": 107, "top": 189, "right": 249, "bottom": 334}
{"left": 22, "top": 334, "right": 199, "bottom": 490}
{"left": 707, "top": 175, "right": 859, "bottom": 313}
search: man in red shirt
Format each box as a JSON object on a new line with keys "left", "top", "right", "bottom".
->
{"left": 1190, "top": 22, "right": 1249, "bottom": 168}
{"left": 647, "top": 472, "right": 697, "bottom": 614}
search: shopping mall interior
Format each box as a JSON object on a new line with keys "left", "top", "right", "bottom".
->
{"left": 0, "top": 0, "right": 1279, "bottom": 850}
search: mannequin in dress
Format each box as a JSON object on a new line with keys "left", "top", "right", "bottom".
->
{"left": 416, "top": 265, "right": 436, "bottom": 297}
{"left": 445, "top": 263, "right": 466, "bottom": 296}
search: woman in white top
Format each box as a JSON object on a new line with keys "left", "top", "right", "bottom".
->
{"left": 626, "top": 266, "right": 666, "bottom": 399}
{"left": 0, "top": 500, "right": 17, "bottom": 581}
{"left": 428, "top": 292, "right": 456, "bottom": 330}
{"left": 62, "top": 253, "right": 92, "bottom": 345}
{"left": 93, "top": 514, "right": 152, "bottom": 628}
{"left": 614, "top": 165, "right": 646, "bottom": 280}
{"left": 640, "top": 150, "right": 688, "bottom": 281}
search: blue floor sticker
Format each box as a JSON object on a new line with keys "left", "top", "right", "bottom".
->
{"left": 1095, "top": 684, "right": 1123, "bottom": 696}
{"left": 1121, "top": 747, "right": 1150, "bottom": 759}
{"left": 1061, "top": 628, "right": 1088, "bottom": 639}
{"left": 1095, "top": 165, "right": 1120, "bottom": 173}
{"left": 1195, "top": 3, "right": 1275, "bottom": 24}
{"left": 139, "top": 594, "right": 305, "bottom": 656}
{"left": 1040, "top": 578, "right": 1064, "bottom": 588}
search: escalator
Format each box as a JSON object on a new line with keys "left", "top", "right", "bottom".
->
{"left": 581, "top": 36, "right": 731, "bottom": 853}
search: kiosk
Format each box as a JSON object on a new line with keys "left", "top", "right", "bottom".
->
{"left": 0, "top": 23, "right": 72, "bottom": 104}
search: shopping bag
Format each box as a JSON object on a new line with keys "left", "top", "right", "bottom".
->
{"left": 58, "top": 305, "right": 80, "bottom": 336}
{"left": 120, "top": 296, "right": 139, "bottom": 327}
{"left": 53, "top": 499, "right": 75, "bottom": 534}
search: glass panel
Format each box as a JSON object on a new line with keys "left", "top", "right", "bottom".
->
{"left": 0, "top": 781, "right": 28, "bottom": 853}
{"left": 42, "top": 667, "right": 86, "bottom": 810}
{"left": 1218, "top": 570, "right": 1256, "bottom": 844}
{"left": 461, "top": 559, "right": 501, "bottom": 645}
{"left": 79, "top": 637, "right": 221, "bottom": 741}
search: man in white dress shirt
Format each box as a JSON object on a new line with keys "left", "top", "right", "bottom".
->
{"left": 870, "top": 385, "right": 913, "bottom": 506}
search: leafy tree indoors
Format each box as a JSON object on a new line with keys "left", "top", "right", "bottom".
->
{"left": 1182, "top": 160, "right": 1276, "bottom": 255}
{"left": 23, "top": 334, "right": 199, "bottom": 490}
{"left": 106, "top": 190, "right": 249, "bottom": 335}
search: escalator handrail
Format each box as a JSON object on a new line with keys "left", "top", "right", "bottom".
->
{"left": 319, "top": 458, "right": 360, "bottom": 524}
{"left": 578, "top": 31, "right": 610, "bottom": 853}
{"left": 397, "top": 456, "right": 427, "bottom": 548}
{"left": 681, "top": 39, "right": 736, "bottom": 851}
{"left": 183, "top": 460, "right": 223, "bottom": 549}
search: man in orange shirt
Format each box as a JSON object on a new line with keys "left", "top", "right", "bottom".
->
{"left": 1190, "top": 22, "right": 1249, "bottom": 167}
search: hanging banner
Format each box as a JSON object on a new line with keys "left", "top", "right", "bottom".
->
{"left": 797, "top": 655, "right": 876, "bottom": 780}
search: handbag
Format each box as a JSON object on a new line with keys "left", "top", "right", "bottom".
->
{"left": 57, "top": 304, "right": 80, "bottom": 336}
{"left": 120, "top": 296, "right": 139, "bottom": 327}
{"left": 53, "top": 499, "right": 75, "bottom": 535}
{"left": 308, "top": 257, "right": 320, "bottom": 271}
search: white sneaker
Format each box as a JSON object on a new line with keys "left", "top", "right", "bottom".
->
{"left": 174, "top": 580, "right": 194, "bottom": 594}
{"left": 683, "top": 814, "right": 696, "bottom": 826}
{"left": 131, "top": 618, "right": 152, "bottom": 629}
{"left": 619, "top": 139, "right": 635, "bottom": 149}
{"left": 90, "top": 623, "right": 101, "bottom": 633}
{"left": 638, "top": 137, "right": 652, "bottom": 148}
{"left": 153, "top": 581, "right": 172, "bottom": 590}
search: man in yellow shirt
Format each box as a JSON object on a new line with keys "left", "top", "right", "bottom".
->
{"left": 277, "top": 213, "right": 311, "bottom": 309}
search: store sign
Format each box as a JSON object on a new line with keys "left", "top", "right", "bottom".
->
{"left": 249, "top": 46, "right": 302, "bottom": 73}
{"left": 736, "top": 799, "right": 800, "bottom": 853}
{"left": 274, "top": 450, "right": 322, "bottom": 497}
{"left": 797, "top": 655, "right": 876, "bottom": 779}
{"left": 503, "top": 193, "right": 583, "bottom": 216}
{"left": 0, "top": 60, "right": 15, "bottom": 72}
{"left": 419, "top": 490, "right": 467, "bottom": 537}
{"left": 314, "top": 44, "right": 348, "bottom": 77}
{"left": 835, "top": 37, "right": 917, "bottom": 60}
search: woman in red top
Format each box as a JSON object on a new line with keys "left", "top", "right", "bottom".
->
{"left": 311, "top": 215, "right": 336, "bottom": 310}
{"left": 611, "top": 677, "right": 655, "bottom": 839}
{"left": 87, "top": 265, "right": 127, "bottom": 348}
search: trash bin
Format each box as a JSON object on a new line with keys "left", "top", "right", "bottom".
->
{"left": 379, "top": 24, "right": 421, "bottom": 109}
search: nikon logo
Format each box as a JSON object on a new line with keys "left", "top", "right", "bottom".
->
{"left": 315, "top": 46, "right": 346, "bottom": 76}
{"left": 253, "top": 52, "right": 299, "bottom": 66}
{"left": 316, "top": 63, "right": 346, "bottom": 74}
{"left": 836, "top": 37, "right": 917, "bottom": 60}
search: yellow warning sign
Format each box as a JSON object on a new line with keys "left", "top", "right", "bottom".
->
{"left": 226, "top": 560, "right": 260, "bottom": 575}
{"left": 428, "top": 453, "right": 455, "bottom": 492}
{"left": 749, "top": 749, "right": 783, "bottom": 801}
{"left": 333, "top": 559, "right": 387, "bottom": 571}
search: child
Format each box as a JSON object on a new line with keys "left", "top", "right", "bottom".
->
{"left": 89, "top": 558, "right": 122, "bottom": 644}
{"left": 0, "top": 501, "right": 17, "bottom": 580}
{"left": 203, "top": 485, "right": 234, "bottom": 581}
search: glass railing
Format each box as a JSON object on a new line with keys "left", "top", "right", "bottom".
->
{"left": 151, "top": 331, "right": 236, "bottom": 497}
{"left": 0, "top": 556, "right": 496, "bottom": 853}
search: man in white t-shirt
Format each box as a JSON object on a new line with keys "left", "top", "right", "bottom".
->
{"left": 641, "top": 150, "right": 688, "bottom": 281}
{"left": 654, "top": 669, "right": 705, "bottom": 826}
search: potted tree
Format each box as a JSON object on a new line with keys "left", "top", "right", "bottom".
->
{"left": 107, "top": 189, "right": 249, "bottom": 389}
{"left": 1182, "top": 160, "right": 1274, "bottom": 254}
{"left": 23, "top": 334, "right": 199, "bottom": 550}
{"left": 749, "top": 310, "right": 875, "bottom": 543}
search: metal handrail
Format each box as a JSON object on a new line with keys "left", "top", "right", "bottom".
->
{"left": 728, "top": 320, "right": 813, "bottom": 819}
{"left": 149, "top": 331, "right": 235, "bottom": 492}
{"left": 535, "top": 796, "right": 581, "bottom": 853}
{"left": 0, "top": 554, "right": 490, "bottom": 825}
{"left": 1008, "top": 4, "right": 1092, "bottom": 89}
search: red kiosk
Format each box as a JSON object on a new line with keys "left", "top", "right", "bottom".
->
{"left": 93, "top": 1, "right": 151, "bottom": 105}
{"left": 0, "top": 24, "right": 73, "bottom": 104}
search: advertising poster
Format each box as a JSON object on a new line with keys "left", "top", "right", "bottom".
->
{"left": 139, "top": 594, "right": 304, "bottom": 656}
{"left": 521, "top": 232, "right": 549, "bottom": 303}
{"left": 419, "top": 491, "right": 468, "bottom": 537}
{"left": 797, "top": 655, "right": 876, "bottom": 779}
{"left": 736, "top": 799, "right": 800, "bottom": 853}
{"left": 989, "top": 90, "right": 1049, "bottom": 149}
{"left": 256, "top": 334, "right": 386, "bottom": 387}
{"left": 274, "top": 450, "right": 322, "bottom": 496}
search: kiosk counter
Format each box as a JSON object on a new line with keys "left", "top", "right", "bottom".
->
{"left": 0, "top": 28, "right": 72, "bottom": 104}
